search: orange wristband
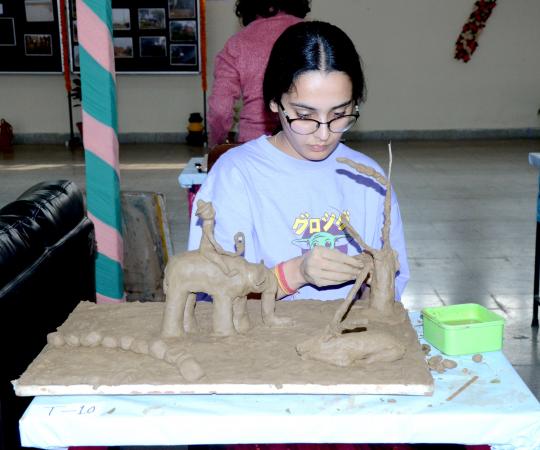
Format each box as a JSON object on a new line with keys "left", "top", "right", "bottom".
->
{"left": 274, "top": 262, "right": 297, "bottom": 295}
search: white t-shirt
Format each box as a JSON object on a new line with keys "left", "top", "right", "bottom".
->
{"left": 188, "top": 135, "right": 409, "bottom": 301}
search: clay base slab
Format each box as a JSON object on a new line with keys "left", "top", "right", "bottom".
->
{"left": 14, "top": 300, "right": 433, "bottom": 396}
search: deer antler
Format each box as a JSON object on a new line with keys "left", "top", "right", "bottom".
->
{"left": 337, "top": 142, "right": 394, "bottom": 249}
{"left": 344, "top": 221, "right": 376, "bottom": 255}
{"left": 381, "top": 142, "right": 393, "bottom": 249}
{"left": 336, "top": 157, "right": 388, "bottom": 186}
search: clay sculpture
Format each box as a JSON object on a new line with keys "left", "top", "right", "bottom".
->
{"left": 297, "top": 144, "right": 407, "bottom": 366}
{"left": 296, "top": 328, "right": 406, "bottom": 367}
{"left": 46, "top": 327, "right": 205, "bottom": 382}
{"left": 162, "top": 200, "right": 293, "bottom": 337}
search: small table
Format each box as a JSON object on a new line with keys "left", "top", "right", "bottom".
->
{"left": 18, "top": 312, "right": 540, "bottom": 449}
{"left": 528, "top": 152, "right": 540, "bottom": 326}
{"left": 178, "top": 156, "right": 208, "bottom": 217}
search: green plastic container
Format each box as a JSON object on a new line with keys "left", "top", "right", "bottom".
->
{"left": 422, "top": 303, "right": 505, "bottom": 355}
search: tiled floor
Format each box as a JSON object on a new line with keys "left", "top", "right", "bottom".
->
{"left": 1, "top": 139, "right": 539, "bottom": 404}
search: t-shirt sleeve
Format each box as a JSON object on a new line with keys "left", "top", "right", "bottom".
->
{"left": 388, "top": 192, "right": 410, "bottom": 301}
{"left": 207, "top": 40, "right": 242, "bottom": 147}
{"left": 188, "top": 154, "right": 255, "bottom": 261}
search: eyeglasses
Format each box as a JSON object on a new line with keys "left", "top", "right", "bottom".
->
{"left": 278, "top": 101, "right": 359, "bottom": 135}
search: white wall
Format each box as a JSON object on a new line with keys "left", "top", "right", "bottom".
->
{"left": 315, "top": 0, "right": 540, "bottom": 133}
{"left": 1, "top": 0, "right": 539, "bottom": 139}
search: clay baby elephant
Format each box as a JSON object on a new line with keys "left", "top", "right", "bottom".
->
{"left": 161, "top": 251, "right": 287, "bottom": 337}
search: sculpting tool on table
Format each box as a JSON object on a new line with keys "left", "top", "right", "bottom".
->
{"left": 446, "top": 375, "right": 479, "bottom": 401}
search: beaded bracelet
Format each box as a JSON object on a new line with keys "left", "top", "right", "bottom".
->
{"left": 274, "top": 262, "right": 297, "bottom": 295}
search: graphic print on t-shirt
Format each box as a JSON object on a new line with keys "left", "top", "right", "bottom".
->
{"left": 291, "top": 210, "right": 351, "bottom": 255}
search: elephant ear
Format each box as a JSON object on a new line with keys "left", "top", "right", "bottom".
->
{"left": 253, "top": 262, "right": 267, "bottom": 286}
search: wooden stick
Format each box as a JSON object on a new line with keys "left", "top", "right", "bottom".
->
{"left": 446, "top": 375, "right": 479, "bottom": 401}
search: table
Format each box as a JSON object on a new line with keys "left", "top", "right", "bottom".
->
{"left": 178, "top": 156, "right": 207, "bottom": 217}
{"left": 528, "top": 152, "right": 540, "bottom": 326}
{"left": 18, "top": 313, "right": 540, "bottom": 450}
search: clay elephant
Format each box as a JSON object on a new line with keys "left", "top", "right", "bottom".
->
{"left": 162, "top": 251, "right": 289, "bottom": 337}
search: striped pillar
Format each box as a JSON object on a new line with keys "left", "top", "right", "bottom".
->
{"left": 77, "top": 0, "right": 124, "bottom": 303}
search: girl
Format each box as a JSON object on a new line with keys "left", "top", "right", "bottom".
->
{"left": 190, "top": 21, "right": 409, "bottom": 302}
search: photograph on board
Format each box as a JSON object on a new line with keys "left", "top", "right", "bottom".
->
{"left": 169, "top": 0, "right": 195, "bottom": 19}
{"left": 25, "top": 0, "right": 54, "bottom": 22}
{"left": 112, "top": 8, "right": 131, "bottom": 30}
{"left": 114, "top": 37, "right": 134, "bottom": 58}
{"left": 170, "top": 20, "right": 196, "bottom": 42}
{"left": 73, "top": 44, "right": 79, "bottom": 67}
{"left": 170, "top": 43, "right": 197, "bottom": 66}
{"left": 24, "top": 33, "right": 53, "bottom": 56}
{"left": 140, "top": 36, "right": 167, "bottom": 58}
{"left": 0, "top": 17, "right": 16, "bottom": 46}
{"left": 72, "top": 20, "right": 78, "bottom": 43}
{"left": 138, "top": 8, "right": 166, "bottom": 30}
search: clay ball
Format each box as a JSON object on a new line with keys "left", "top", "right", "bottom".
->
{"left": 472, "top": 353, "right": 483, "bottom": 363}
{"left": 149, "top": 339, "right": 168, "bottom": 360}
{"left": 47, "top": 332, "right": 65, "bottom": 347}
{"left": 80, "top": 331, "right": 102, "bottom": 347}
{"left": 120, "top": 335, "right": 135, "bottom": 350}
{"left": 442, "top": 359, "right": 458, "bottom": 369}
{"left": 130, "top": 339, "right": 149, "bottom": 354}
{"left": 177, "top": 356, "right": 205, "bottom": 382}
{"left": 102, "top": 336, "right": 119, "bottom": 348}
{"left": 427, "top": 355, "right": 443, "bottom": 368}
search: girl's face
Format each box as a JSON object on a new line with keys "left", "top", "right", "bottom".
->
{"left": 269, "top": 70, "right": 355, "bottom": 161}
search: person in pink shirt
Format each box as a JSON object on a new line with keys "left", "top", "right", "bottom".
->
{"left": 207, "top": 0, "right": 311, "bottom": 147}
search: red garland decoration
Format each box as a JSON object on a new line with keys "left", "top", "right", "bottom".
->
{"left": 200, "top": 0, "right": 207, "bottom": 93}
{"left": 454, "top": 0, "right": 497, "bottom": 63}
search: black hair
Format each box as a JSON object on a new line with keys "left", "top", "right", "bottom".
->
{"left": 235, "top": 0, "right": 311, "bottom": 27}
{"left": 263, "top": 21, "right": 366, "bottom": 110}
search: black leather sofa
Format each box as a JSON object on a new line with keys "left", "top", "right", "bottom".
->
{"left": 0, "top": 180, "right": 96, "bottom": 450}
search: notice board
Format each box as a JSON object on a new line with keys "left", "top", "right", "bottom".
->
{"left": 69, "top": 0, "right": 200, "bottom": 74}
{"left": 0, "top": 0, "right": 63, "bottom": 73}
{"left": 0, "top": 0, "right": 200, "bottom": 74}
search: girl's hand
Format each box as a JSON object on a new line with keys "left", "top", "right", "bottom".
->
{"left": 299, "top": 246, "right": 365, "bottom": 287}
